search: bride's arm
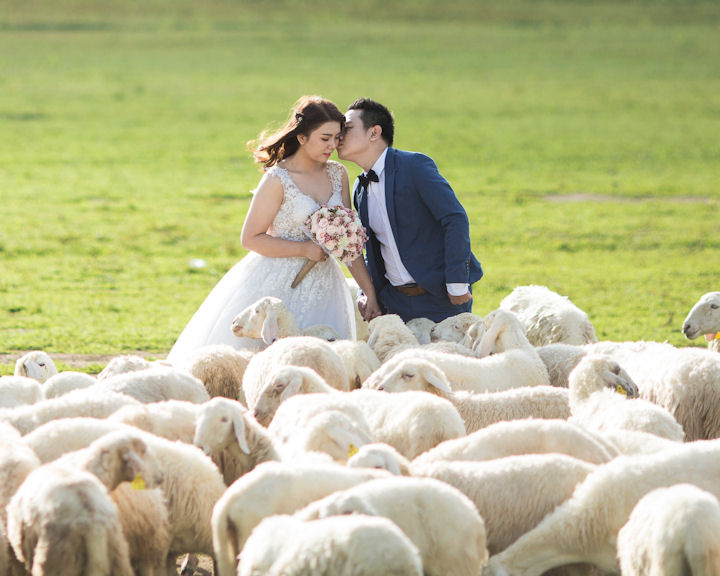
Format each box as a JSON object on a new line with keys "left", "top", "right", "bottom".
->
{"left": 241, "top": 173, "right": 326, "bottom": 261}
{"left": 340, "top": 167, "right": 382, "bottom": 320}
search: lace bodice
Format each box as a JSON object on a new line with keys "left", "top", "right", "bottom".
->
{"left": 265, "top": 161, "right": 345, "bottom": 241}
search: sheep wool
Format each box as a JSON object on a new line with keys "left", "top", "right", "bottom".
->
{"left": 237, "top": 514, "right": 423, "bottom": 576}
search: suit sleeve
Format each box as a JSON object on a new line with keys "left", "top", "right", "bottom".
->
{"left": 410, "top": 154, "right": 473, "bottom": 285}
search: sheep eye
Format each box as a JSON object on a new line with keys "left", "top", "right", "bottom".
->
{"left": 401, "top": 372, "right": 413, "bottom": 380}
{"left": 220, "top": 416, "right": 229, "bottom": 423}
{"left": 610, "top": 364, "right": 621, "bottom": 375}
{"left": 38, "top": 362, "right": 45, "bottom": 367}
{"left": 711, "top": 304, "right": 719, "bottom": 310}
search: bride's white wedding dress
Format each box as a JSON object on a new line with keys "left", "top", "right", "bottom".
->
{"left": 167, "top": 160, "right": 356, "bottom": 364}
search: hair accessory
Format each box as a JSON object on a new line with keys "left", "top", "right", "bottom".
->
{"left": 294, "top": 111, "right": 304, "bottom": 123}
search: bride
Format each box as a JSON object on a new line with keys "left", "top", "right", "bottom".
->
{"left": 167, "top": 96, "right": 381, "bottom": 364}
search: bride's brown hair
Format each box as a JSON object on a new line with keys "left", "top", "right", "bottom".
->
{"left": 248, "top": 95, "right": 345, "bottom": 170}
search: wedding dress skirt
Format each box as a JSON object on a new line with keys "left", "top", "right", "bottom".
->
{"left": 167, "top": 160, "right": 356, "bottom": 364}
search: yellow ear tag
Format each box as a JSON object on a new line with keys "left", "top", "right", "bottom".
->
{"left": 348, "top": 443, "right": 359, "bottom": 459}
{"left": 715, "top": 333, "right": 720, "bottom": 341}
{"left": 616, "top": 385, "right": 628, "bottom": 397}
{"left": 131, "top": 473, "right": 146, "bottom": 490}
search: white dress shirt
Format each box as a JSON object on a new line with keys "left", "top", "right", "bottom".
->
{"left": 365, "top": 148, "right": 468, "bottom": 296}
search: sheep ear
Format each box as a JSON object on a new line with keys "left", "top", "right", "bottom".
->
{"left": 232, "top": 410, "right": 251, "bottom": 454}
{"left": 278, "top": 373, "right": 303, "bottom": 402}
{"left": 24, "top": 362, "right": 43, "bottom": 380}
{"left": 123, "top": 448, "right": 145, "bottom": 480}
{"left": 422, "top": 365, "right": 452, "bottom": 393}
{"left": 476, "top": 320, "right": 501, "bottom": 358}
{"left": 261, "top": 313, "right": 280, "bottom": 345}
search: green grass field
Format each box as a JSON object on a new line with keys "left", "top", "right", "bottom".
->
{"left": 1, "top": 0, "right": 719, "bottom": 374}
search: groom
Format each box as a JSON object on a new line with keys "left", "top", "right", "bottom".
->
{"left": 338, "top": 98, "right": 483, "bottom": 323}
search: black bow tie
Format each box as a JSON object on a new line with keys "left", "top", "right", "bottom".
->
{"left": 358, "top": 169, "right": 379, "bottom": 190}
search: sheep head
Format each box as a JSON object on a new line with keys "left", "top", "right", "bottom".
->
{"left": 252, "top": 366, "right": 312, "bottom": 427}
{"left": 232, "top": 296, "right": 298, "bottom": 345}
{"left": 431, "top": 312, "right": 482, "bottom": 344}
{"left": 194, "top": 397, "right": 250, "bottom": 456}
{"left": 475, "top": 309, "right": 527, "bottom": 357}
{"left": 682, "top": 291, "right": 720, "bottom": 342}
{"left": 376, "top": 359, "right": 452, "bottom": 396}
{"left": 87, "top": 431, "right": 163, "bottom": 491}
{"left": 14, "top": 351, "right": 58, "bottom": 383}
{"left": 568, "top": 354, "right": 639, "bottom": 404}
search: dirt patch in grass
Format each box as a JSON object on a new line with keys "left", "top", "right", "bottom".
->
{"left": 0, "top": 351, "right": 167, "bottom": 370}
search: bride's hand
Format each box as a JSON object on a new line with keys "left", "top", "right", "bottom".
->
{"left": 304, "top": 241, "right": 328, "bottom": 262}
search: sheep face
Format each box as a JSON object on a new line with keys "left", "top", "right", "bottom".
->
{"left": 682, "top": 292, "right": 720, "bottom": 341}
{"left": 14, "top": 351, "right": 58, "bottom": 383}
{"left": 92, "top": 433, "right": 164, "bottom": 489}
{"left": 231, "top": 297, "right": 284, "bottom": 344}
{"left": 252, "top": 368, "right": 305, "bottom": 427}
{"left": 376, "top": 360, "right": 452, "bottom": 395}
{"left": 431, "top": 312, "right": 481, "bottom": 344}
{"left": 194, "top": 397, "right": 250, "bottom": 456}
{"left": 570, "top": 354, "right": 639, "bottom": 401}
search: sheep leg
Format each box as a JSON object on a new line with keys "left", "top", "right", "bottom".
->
{"left": 179, "top": 553, "right": 199, "bottom": 575}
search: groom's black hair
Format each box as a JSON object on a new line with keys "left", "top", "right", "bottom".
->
{"left": 348, "top": 98, "right": 394, "bottom": 147}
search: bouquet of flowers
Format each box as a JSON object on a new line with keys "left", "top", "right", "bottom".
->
{"left": 291, "top": 205, "right": 368, "bottom": 289}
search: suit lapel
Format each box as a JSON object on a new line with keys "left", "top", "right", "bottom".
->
{"left": 384, "top": 148, "right": 400, "bottom": 246}
{"left": 354, "top": 180, "right": 369, "bottom": 228}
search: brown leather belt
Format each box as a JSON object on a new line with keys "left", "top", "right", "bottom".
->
{"left": 394, "top": 283, "right": 427, "bottom": 297}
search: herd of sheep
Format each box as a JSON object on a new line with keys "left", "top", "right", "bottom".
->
{"left": 1, "top": 284, "right": 719, "bottom": 576}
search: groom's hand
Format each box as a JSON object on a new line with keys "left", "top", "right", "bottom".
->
{"left": 448, "top": 291, "right": 472, "bottom": 306}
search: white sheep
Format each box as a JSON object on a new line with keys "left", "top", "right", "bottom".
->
{"left": 366, "top": 314, "right": 420, "bottom": 362}
{"left": 52, "top": 431, "right": 169, "bottom": 576}
{"left": 346, "top": 442, "right": 413, "bottom": 476}
{"left": 484, "top": 440, "right": 720, "bottom": 576}
{"left": 295, "top": 476, "right": 488, "bottom": 576}
{"left": 23, "top": 417, "right": 137, "bottom": 463}
{"left": 237, "top": 514, "right": 423, "bottom": 576}
{"left": 329, "top": 339, "right": 380, "bottom": 389}
{"left": 682, "top": 291, "right": 720, "bottom": 353}
{"left": 231, "top": 296, "right": 339, "bottom": 344}
{"left": 250, "top": 365, "right": 338, "bottom": 426}
{"left": 193, "top": 396, "right": 279, "bottom": 485}
{"left": 412, "top": 418, "right": 617, "bottom": 468}
{"left": 413, "top": 453, "right": 595, "bottom": 556}
{"left": 589, "top": 339, "right": 720, "bottom": 441}
{"left": 536, "top": 342, "right": 588, "bottom": 387}
{"left": 241, "top": 335, "right": 351, "bottom": 410}
{"left": 95, "top": 365, "right": 210, "bottom": 404}
{"left": 7, "top": 430, "right": 162, "bottom": 576}
{"left": 108, "top": 400, "right": 200, "bottom": 443}
{"left": 0, "top": 422, "right": 41, "bottom": 522}
{"left": 96, "top": 354, "right": 166, "bottom": 380}
{"left": 41, "top": 370, "right": 96, "bottom": 399}
{"left": 348, "top": 388, "right": 467, "bottom": 459}
{"left": 179, "top": 343, "right": 253, "bottom": 404}
{"left": 0, "top": 375, "right": 44, "bottom": 408}
{"left": 499, "top": 284, "right": 598, "bottom": 346}
{"left": 0, "top": 388, "right": 141, "bottom": 435}
{"left": 211, "top": 460, "right": 391, "bottom": 576}
{"left": 568, "top": 353, "right": 685, "bottom": 441}
{"left": 617, "top": 484, "right": 720, "bottom": 576}
{"left": 268, "top": 393, "right": 375, "bottom": 463}
{"left": 430, "top": 311, "right": 483, "bottom": 344}
{"left": 17, "top": 421, "right": 227, "bottom": 572}
{"left": 373, "top": 354, "right": 570, "bottom": 432}
{"left": 13, "top": 350, "right": 58, "bottom": 383}
{"left": 406, "top": 317, "right": 436, "bottom": 344}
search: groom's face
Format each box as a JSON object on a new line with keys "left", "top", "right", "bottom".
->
{"left": 337, "top": 109, "right": 369, "bottom": 161}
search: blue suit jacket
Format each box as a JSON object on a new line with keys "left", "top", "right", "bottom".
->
{"left": 353, "top": 147, "right": 483, "bottom": 300}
